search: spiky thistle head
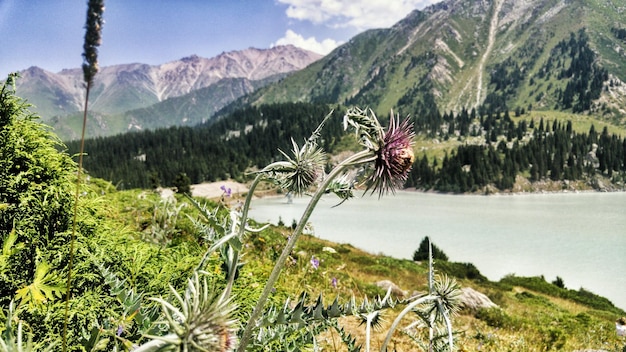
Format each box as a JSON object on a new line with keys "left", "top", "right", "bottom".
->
{"left": 263, "top": 139, "right": 326, "bottom": 196}
{"left": 147, "top": 272, "right": 238, "bottom": 351}
{"left": 82, "top": 0, "right": 105, "bottom": 85}
{"left": 415, "top": 274, "right": 462, "bottom": 327}
{"left": 432, "top": 275, "right": 462, "bottom": 317}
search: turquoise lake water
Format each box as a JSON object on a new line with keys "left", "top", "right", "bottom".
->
{"left": 248, "top": 191, "right": 626, "bottom": 310}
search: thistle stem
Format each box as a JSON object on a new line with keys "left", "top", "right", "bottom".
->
{"left": 237, "top": 149, "right": 373, "bottom": 351}
{"left": 223, "top": 174, "right": 263, "bottom": 298}
{"left": 380, "top": 294, "right": 437, "bottom": 352}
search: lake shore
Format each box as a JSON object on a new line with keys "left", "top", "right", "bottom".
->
{"left": 165, "top": 174, "right": 624, "bottom": 201}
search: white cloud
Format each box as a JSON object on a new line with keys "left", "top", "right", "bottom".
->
{"left": 273, "top": 29, "right": 342, "bottom": 55}
{"left": 277, "top": 0, "right": 438, "bottom": 31}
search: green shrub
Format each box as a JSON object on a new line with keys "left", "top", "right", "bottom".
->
{"left": 500, "top": 275, "right": 625, "bottom": 315}
{"left": 475, "top": 307, "right": 514, "bottom": 328}
{"left": 515, "top": 291, "right": 553, "bottom": 307}
{"left": 0, "top": 75, "right": 76, "bottom": 305}
{"left": 540, "top": 326, "right": 566, "bottom": 350}
{"left": 437, "top": 261, "right": 487, "bottom": 281}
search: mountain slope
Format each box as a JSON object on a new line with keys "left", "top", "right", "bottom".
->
{"left": 48, "top": 76, "right": 282, "bottom": 140}
{"left": 241, "top": 0, "right": 626, "bottom": 123}
{"left": 15, "top": 45, "right": 322, "bottom": 139}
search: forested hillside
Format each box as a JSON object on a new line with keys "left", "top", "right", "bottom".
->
{"left": 66, "top": 103, "right": 346, "bottom": 189}
{"left": 240, "top": 1, "right": 626, "bottom": 125}
{"left": 65, "top": 99, "right": 626, "bottom": 194}
{"left": 405, "top": 108, "right": 626, "bottom": 193}
{"left": 62, "top": 3, "right": 626, "bottom": 193}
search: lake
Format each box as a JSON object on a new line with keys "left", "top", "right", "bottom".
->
{"left": 248, "top": 191, "right": 626, "bottom": 311}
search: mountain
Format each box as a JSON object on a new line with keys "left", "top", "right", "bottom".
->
{"left": 15, "top": 45, "right": 322, "bottom": 139}
{"left": 58, "top": 0, "right": 626, "bottom": 194}
{"left": 238, "top": 0, "right": 626, "bottom": 124}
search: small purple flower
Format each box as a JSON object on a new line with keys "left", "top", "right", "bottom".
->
{"left": 310, "top": 256, "right": 320, "bottom": 270}
{"left": 220, "top": 185, "right": 232, "bottom": 197}
{"left": 331, "top": 277, "right": 338, "bottom": 288}
{"left": 116, "top": 325, "right": 123, "bottom": 337}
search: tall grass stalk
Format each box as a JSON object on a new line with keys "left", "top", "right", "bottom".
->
{"left": 62, "top": 1, "right": 104, "bottom": 351}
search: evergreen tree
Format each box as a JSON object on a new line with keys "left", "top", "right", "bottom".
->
{"left": 413, "top": 236, "right": 449, "bottom": 261}
{"left": 173, "top": 172, "right": 191, "bottom": 195}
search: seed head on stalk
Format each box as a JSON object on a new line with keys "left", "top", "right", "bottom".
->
{"left": 82, "top": 0, "right": 105, "bottom": 85}
{"left": 63, "top": 2, "right": 104, "bottom": 350}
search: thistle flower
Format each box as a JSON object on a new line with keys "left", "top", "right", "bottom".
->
{"left": 139, "top": 272, "right": 238, "bottom": 351}
{"left": 367, "top": 112, "right": 415, "bottom": 197}
{"left": 343, "top": 108, "right": 415, "bottom": 196}
{"left": 263, "top": 138, "right": 326, "bottom": 196}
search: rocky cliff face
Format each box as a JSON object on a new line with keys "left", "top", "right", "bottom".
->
{"left": 16, "top": 45, "right": 322, "bottom": 119}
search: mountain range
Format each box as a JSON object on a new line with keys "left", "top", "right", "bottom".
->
{"left": 15, "top": 0, "right": 626, "bottom": 141}
{"left": 241, "top": 0, "right": 626, "bottom": 122}
{"left": 14, "top": 45, "right": 322, "bottom": 140}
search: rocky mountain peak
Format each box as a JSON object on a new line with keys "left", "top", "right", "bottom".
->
{"left": 16, "top": 45, "right": 322, "bottom": 119}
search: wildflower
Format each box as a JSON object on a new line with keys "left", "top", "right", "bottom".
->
{"left": 116, "top": 325, "right": 123, "bottom": 337}
{"left": 343, "top": 108, "right": 415, "bottom": 196}
{"left": 331, "top": 277, "right": 338, "bottom": 288}
{"left": 367, "top": 112, "right": 415, "bottom": 197}
{"left": 310, "top": 256, "right": 320, "bottom": 270}
{"left": 220, "top": 185, "right": 232, "bottom": 197}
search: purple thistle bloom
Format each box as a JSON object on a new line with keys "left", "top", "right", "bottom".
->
{"left": 367, "top": 115, "right": 415, "bottom": 197}
{"left": 310, "top": 256, "right": 320, "bottom": 270}
{"left": 331, "top": 277, "right": 338, "bottom": 288}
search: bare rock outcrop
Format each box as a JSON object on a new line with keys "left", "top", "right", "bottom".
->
{"left": 460, "top": 287, "right": 498, "bottom": 311}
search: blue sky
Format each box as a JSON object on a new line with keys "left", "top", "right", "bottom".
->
{"left": 0, "top": 0, "right": 440, "bottom": 78}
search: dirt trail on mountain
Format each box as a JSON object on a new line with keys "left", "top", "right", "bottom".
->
{"left": 475, "top": 0, "right": 503, "bottom": 107}
{"left": 455, "top": 0, "right": 503, "bottom": 111}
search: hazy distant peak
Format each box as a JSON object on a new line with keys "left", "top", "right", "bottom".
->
{"left": 16, "top": 45, "right": 322, "bottom": 121}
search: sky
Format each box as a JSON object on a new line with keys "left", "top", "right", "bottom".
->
{"left": 0, "top": 0, "right": 441, "bottom": 79}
